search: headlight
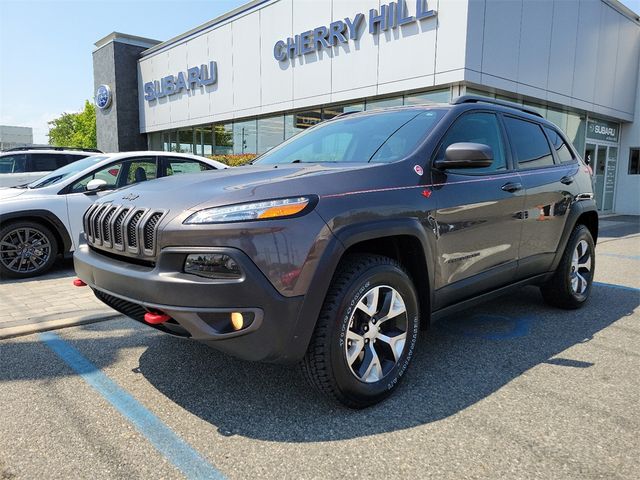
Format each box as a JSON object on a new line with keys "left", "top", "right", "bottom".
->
{"left": 183, "top": 196, "right": 313, "bottom": 224}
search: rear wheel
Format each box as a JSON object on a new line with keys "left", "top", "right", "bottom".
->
{"left": 541, "top": 224, "right": 595, "bottom": 309}
{"left": 301, "top": 254, "right": 420, "bottom": 408}
{"left": 0, "top": 221, "right": 58, "bottom": 279}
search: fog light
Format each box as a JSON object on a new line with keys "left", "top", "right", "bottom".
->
{"left": 230, "top": 312, "right": 244, "bottom": 331}
{"left": 184, "top": 253, "right": 242, "bottom": 279}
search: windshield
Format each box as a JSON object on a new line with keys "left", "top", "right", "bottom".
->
{"left": 254, "top": 109, "right": 444, "bottom": 165}
{"left": 27, "top": 155, "right": 109, "bottom": 189}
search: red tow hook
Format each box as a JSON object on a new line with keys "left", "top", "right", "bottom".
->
{"left": 144, "top": 311, "right": 171, "bottom": 325}
{"left": 73, "top": 279, "right": 87, "bottom": 287}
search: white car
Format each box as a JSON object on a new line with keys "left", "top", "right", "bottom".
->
{"left": 0, "top": 151, "right": 227, "bottom": 278}
{"left": 0, "top": 147, "right": 101, "bottom": 188}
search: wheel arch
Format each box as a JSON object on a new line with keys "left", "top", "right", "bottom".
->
{"left": 550, "top": 200, "right": 598, "bottom": 272}
{"left": 0, "top": 210, "right": 72, "bottom": 256}
{"left": 287, "top": 218, "right": 435, "bottom": 363}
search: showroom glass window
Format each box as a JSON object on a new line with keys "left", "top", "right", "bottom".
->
{"left": 504, "top": 117, "right": 555, "bottom": 169}
{"left": 629, "top": 148, "right": 640, "bottom": 175}
{"left": 257, "top": 116, "right": 285, "bottom": 154}
{"left": 405, "top": 89, "right": 450, "bottom": 105}
{"left": 213, "top": 123, "right": 233, "bottom": 154}
{"left": 233, "top": 119, "right": 257, "bottom": 154}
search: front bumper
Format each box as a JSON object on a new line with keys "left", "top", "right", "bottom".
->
{"left": 73, "top": 243, "right": 304, "bottom": 363}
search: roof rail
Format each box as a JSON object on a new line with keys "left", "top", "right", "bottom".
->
{"left": 452, "top": 95, "right": 543, "bottom": 118}
{"left": 4, "top": 146, "right": 103, "bottom": 153}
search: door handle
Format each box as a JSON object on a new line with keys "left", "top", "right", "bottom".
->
{"left": 501, "top": 182, "right": 523, "bottom": 193}
{"left": 560, "top": 175, "right": 575, "bottom": 185}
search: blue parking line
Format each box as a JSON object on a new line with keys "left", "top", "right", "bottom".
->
{"left": 598, "top": 253, "right": 640, "bottom": 261}
{"left": 38, "top": 331, "right": 225, "bottom": 480}
{"left": 594, "top": 281, "right": 640, "bottom": 293}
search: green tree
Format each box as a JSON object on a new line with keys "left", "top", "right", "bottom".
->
{"left": 47, "top": 100, "right": 97, "bottom": 149}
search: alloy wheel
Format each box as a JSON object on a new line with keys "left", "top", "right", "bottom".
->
{"left": 344, "top": 285, "right": 409, "bottom": 383}
{"left": 0, "top": 227, "right": 52, "bottom": 274}
{"left": 570, "top": 239, "right": 592, "bottom": 295}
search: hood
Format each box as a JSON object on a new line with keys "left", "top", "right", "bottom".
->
{"left": 98, "top": 162, "right": 391, "bottom": 213}
{"left": 0, "top": 187, "right": 28, "bottom": 201}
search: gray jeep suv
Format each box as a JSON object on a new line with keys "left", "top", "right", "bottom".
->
{"left": 74, "top": 96, "right": 598, "bottom": 408}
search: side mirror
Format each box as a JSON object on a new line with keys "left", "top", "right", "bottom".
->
{"left": 435, "top": 142, "right": 494, "bottom": 170}
{"left": 85, "top": 179, "right": 108, "bottom": 195}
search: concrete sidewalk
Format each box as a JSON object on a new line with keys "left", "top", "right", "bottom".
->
{"left": 0, "top": 259, "right": 118, "bottom": 339}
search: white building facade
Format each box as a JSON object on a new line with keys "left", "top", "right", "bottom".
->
{"left": 94, "top": 0, "right": 640, "bottom": 214}
{"left": 0, "top": 125, "right": 33, "bottom": 151}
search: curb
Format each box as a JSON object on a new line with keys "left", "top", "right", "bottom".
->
{"left": 0, "top": 312, "right": 122, "bottom": 340}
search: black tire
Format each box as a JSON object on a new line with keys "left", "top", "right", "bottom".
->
{"left": 301, "top": 254, "right": 420, "bottom": 408}
{"left": 541, "top": 224, "right": 595, "bottom": 309}
{"left": 0, "top": 221, "right": 58, "bottom": 279}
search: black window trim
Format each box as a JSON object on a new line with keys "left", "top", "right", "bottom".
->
{"left": 431, "top": 108, "right": 515, "bottom": 176}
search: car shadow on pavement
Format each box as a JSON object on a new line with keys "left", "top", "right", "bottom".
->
{"left": 0, "top": 284, "right": 636, "bottom": 443}
{"left": 132, "top": 284, "right": 638, "bottom": 442}
{"left": 0, "top": 257, "right": 74, "bottom": 284}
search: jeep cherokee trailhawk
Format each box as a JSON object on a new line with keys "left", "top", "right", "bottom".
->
{"left": 74, "top": 96, "right": 598, "bottom": 408}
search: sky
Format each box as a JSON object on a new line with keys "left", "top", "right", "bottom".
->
{"left": 0, "top": 0, "right": 247, "bottom": 143}
{"left": 1, "top": 0, "right": 639, "bottom": 144}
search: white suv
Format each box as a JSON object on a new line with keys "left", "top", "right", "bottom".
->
{"left": 0, "top": 151, "right": 227, "bottom": 278}
{"left": 0, "top": 147, "right": 102, "bottom": 188}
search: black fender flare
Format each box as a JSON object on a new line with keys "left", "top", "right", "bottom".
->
{"left": 550, "top": 199, "right": 598, "bottom": 271}
{"left": 285, "top": 217, "right": 435, "bottom": 362}
{"left": 0, "top": 209, "right": 72, "bottom": 255}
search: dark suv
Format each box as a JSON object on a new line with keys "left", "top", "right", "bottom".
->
{"left": 74, "top": 96, "right": 597, "bottom": 408}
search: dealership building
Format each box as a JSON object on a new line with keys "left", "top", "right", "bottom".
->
{"left": 92, "top": 0, "right": 640, "bottom": 214}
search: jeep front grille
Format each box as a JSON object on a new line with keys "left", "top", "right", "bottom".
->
{"left": 83, "top": 202, "right": 166, "bottom": 258}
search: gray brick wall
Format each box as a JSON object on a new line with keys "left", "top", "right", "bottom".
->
{"left": 93, "top": 41, "right": 148, "bottom": 152}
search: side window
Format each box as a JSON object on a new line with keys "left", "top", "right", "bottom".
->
{"left": 125, "top": 158, "right": 157, "bottom": 185}
{"left": 437, "top": 112, "right": 507, "bottom": 173}
{"left": 504, "top": 117, "right": 555, "bottom": 169}
{"left": 29, "top": 153, "right": 62, "bottom": 172}
{"left": 0, "top": 154, "right": 27, "bottom": 173}
{"left": 69, "top": 162, "right": 124, "bottom": 193}
{"left": 544, "top": 127, "right": 575, "bottom": 163}
{"left": 165, "top": 158, "right": 213, "bottom": 176}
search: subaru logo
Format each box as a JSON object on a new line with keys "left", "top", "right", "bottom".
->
{"left": 122, "top": 193, "right": 139, "bottom": 201}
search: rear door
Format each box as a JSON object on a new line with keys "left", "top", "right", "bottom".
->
{"left": 503, "top": 116, "right": 579, "bottom": 279}
{"left": 431, "top": 111, "right": 525, "bottom": 310}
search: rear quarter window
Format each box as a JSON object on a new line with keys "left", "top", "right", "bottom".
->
{"left": 0, "top": 154, "right": 27, "bottom": 173}
{"left": 544, "top": 127, "right": 575, "bottom": 163}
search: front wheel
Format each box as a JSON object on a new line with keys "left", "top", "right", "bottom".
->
{"left": 301, "top": 254, "right": 420, "bottom": 408}
{"left": 541, "top": 224, "right": 595, "bottom": 309}
{"left": 0, "top": 221, "right": 58, "bottom": 279}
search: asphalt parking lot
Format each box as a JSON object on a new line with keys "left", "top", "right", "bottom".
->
{"left": 1, "top": 216, "right": 638, "bottom": 480}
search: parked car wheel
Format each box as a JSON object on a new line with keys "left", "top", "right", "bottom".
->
{"left": 301, "top": 254, "right": 420, "bottom": 408}
{"left": 541, "top": 224, "right": 595, "bottom": 309}
{"left": 0, "top": 221, "right": 58, "bottom": 279}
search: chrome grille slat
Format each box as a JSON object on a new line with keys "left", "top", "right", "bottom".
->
{"left": 101, "top": 206, "right": 117, "bottom": 246}
{"left": 143, "top": 212, "right": 163, "bottom": 252}
{"left": 112, "top": 208, "right": 129, "bottom": 248}
{"left": 84, "top": 202, "right": 165, "bottom": 260}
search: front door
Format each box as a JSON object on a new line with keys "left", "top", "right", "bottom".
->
{"left": 430, "top": 111, "right": 524, "bottom": 310}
